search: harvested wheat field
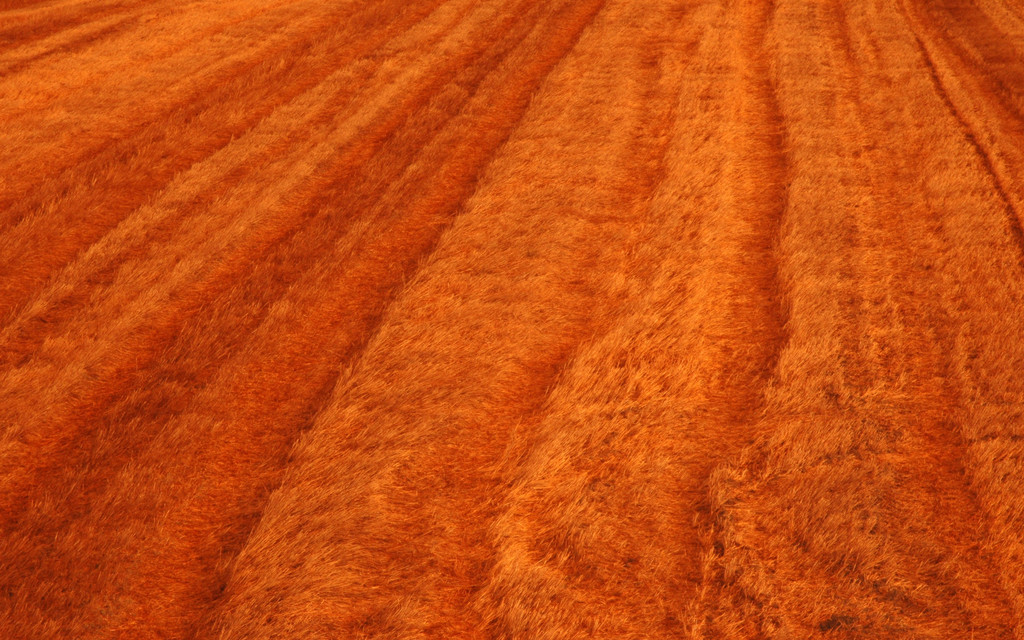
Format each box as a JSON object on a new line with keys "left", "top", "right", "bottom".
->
{"left": 2, "top": 0, "right": 1024, "bottom": 637}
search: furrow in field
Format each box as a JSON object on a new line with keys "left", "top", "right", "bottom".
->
{"left": 903, "top": 14, "right": 1024, "bottom": 268}
{"left": 842, "top": 4, "right": 1017, "bottom": 625}
{"left": 0, "top": 4, "right": 543, "bottom": 636}
{"left": 196, "top": 0, "right": 793, "bottom": 636}
{"left": 0, "top": 0, "right": 479, "bottom": 354}
{"left": 0, "top": 0, "right": 126, "bottom": 50}
{"left": 0, "top": 0, "right": 330, "bottom": 213}
{"left": 0, "top": 0, "right": 482, "bottom": 374}
{"left": 0, "top": 0, "right": 506, "bottom": 534}
{"left": 901, "top": 1, "right": 1024, "bottom": 633}
{"left": 0, "top": 12, "right": 139, "bottom": 75}
{"left": 180, "top": 2, "right": 744, "bottom": 638}
{"left": 0, "top": 0, "right": 449, "bottom": 324}
{"left": 697, "top": 0, "right": 1020, "bottom": 636}
{"left": 1, "top": 0, "right": 1023, "bottom": 636}
{"left": 0, "top": 0, "right": 611, "bottom": 637}
{"left": 901, "top": 0, "right": 1024, "bottom": 263}
{"left": 0, "top": 0, "right": 189, "bottom": 62}
{"left": 0, "top": 0, "right": 69, "bottom": 12}
{"left": 972, "top": 0, "right": 1024, "bottom": 47}
{"left": 477, "top": 0, "right": 792, "bottom": 635}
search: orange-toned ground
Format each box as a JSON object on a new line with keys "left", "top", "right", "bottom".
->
{"left": 2, "top": 0, "right": 1024, "bottom": 637}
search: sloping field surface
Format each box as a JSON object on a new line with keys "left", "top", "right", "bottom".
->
{"left": 2, "top": 0, "right": 1024, "bottom": 637}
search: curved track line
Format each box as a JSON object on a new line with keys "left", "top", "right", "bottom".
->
{"left": 900, "top": 0, "right": 1024, "bottom": 270}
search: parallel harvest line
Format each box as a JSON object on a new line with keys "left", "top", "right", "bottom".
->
{"left": 0, "top": 0, "right": 610, "bottom": 635}
{"left": 47, "top": 6, "right": 555, "bottom": 638}
{"left": 0, "top": 0, "right": 524, "bottom": 607}
{"left": 196, "top": 2, "right": 622, "bottom": 638}
{"left": 901, "top": 1, "right": 1024, "bottom": 269}
{"left": 0, "top": 0, "right": 501, "bottom": 529}
{"left": 0, "top": 0, "right": 450, "bottom": 322}
{"left": 0, "top": 0, "right": 323, "bottom": 209}
{"left": 0, "top": 0, "right": 480, "bottom": 363}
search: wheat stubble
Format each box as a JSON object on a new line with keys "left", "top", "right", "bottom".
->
{"left": 1, "top": 0, "right": 1022, "bottom": 638}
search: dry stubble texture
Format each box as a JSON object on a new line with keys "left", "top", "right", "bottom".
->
{"left": 1, "top": 0, "right": 1023, "bottom": 638}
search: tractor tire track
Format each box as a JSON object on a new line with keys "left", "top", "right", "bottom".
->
{"left": 1, "top": 0, "right": 1023, "bottom": 638}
